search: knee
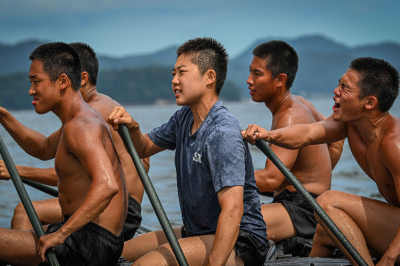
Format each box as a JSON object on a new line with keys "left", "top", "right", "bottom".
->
{"left": 11, "top": 202, "right": 29, "bottom": 228}
{"left": 316, "top": 190, "right": 341, "bottom": 212}
{"left": 13, "top": 202, "right": 27, "bottom": 218}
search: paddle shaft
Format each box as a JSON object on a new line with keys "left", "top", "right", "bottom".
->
{"left": 255, "top": 139, "right": 368, "bottom": 266}
{"left": 0, "top": 135, "right": 60, "bottom": 266}
{"left": 118, "top": 125, "right": 189, "bottom": 266}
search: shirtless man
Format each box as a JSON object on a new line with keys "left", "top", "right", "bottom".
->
{"left": 242, "top": 57, "right": 400, "bottom": 266}
{"left": 0, "top": 42, "right": 127, "bottom": 266}
{"left": 108, "top": 37, "right": 269, "bottom": 266}
{"left": 246, "top": 40, "right": 343, "bottom": 243}
{"left": 0, "top": 42, "right": 148, "bottom": 241}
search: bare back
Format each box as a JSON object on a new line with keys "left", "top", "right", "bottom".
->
{"left": 88, "top": 92, "right": 145, "bottom": 203}
{"left": 271, "top": 95, "right": 332, "bottom": 196}
{"left": 55, "top": 103, "right": 127, "bottom": 235}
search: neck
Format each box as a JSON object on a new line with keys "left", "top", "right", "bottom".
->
{"left": 190, "top": 95, "right": 219, "bottom": 133}
{"left": 81, "top": 84, "right": 98, "bottom": 103}
{"left": 265, "top": 89, "right": 292, "bottom": 115}
{"left": 53, "top": 89, "right": 85, "bottom": 124}
{"left": 350, "top": 110, "right": 390, "bottom": 143}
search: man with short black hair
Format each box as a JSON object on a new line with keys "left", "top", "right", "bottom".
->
{"left": 0, "top": 42, "right": 127, "bottom": 266}
{"left": 242, "top": 57, "right": 400, "bottom": 266}
{"left": 3, "top": 42, "right": 148, "bottom": 242}
{"left": 109, "top": 37, "right": 269, "bottom": 266}
{"left": 246, "top": 40, "right": 343, "bottom": 243}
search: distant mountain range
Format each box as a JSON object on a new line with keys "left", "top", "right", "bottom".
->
{"left": 1, "top": 35, "right": 400, "bottom": 98}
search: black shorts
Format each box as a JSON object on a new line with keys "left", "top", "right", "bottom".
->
{"left": 272, "top": 189, "right": 318, "bottom": 238}
{"left": 39, "top": 216, "right": 124, "bottom": 266}
{"left": 181, "top": 226, "right": 268, "bottom": 266}
{"left": 121, "top": 196, "right": 142, "bottom": 241}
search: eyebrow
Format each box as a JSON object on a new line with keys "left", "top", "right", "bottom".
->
{"left": 172, "top": 65, "right": 187, "bottom": 72}
{"left": 28, "top": 74, "right": 38, "bottom": 79}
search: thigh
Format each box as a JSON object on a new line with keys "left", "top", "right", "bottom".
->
{"left": 122, "top": 226, "right": 182, "bottom": 262}
{"left": 0, "top": 227, "right": 47, "bottom": 266}
{"left": 132, "top": 234, "right": 243, "bottom": 266}
{"left": 33, "top": 198, "right": 63, "bottom": 225}
{"left": 318, "top": 191, "right": 400, "bottom": 255}
{"left": 261, "top": 203, "right": 297, "bottom": 242}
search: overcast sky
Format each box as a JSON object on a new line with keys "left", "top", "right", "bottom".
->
{"left": 1, "top": 0, "right": 399, "bottom": 58}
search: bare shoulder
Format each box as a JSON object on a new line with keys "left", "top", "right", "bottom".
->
{"left": 62, "top": 108, "right": 106, "bottom": 150}
{"left": 88, "top": 93, "right": 122, "bottom": 121}
{"left": 294, "top": 95, "right": 325, "bottom": 121}
{"left": 273, "top": 98, "right": 316, "bottom": 129}
{"left": 379, "top": 115, "right": 400, "bottom": 163}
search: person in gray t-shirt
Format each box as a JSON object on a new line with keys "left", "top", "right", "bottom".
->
{"left": 109, "top": 37, "right": 268, "bottom": 266}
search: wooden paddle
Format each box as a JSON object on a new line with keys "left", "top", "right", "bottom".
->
{"left": 118, "top": 124, "right": 189, "bottom": 266}
{"left": 254, "top": 138, "right": 368, "bottom": 266}
{"left": 0, "top": 134, "right": 60, "bottom": 266}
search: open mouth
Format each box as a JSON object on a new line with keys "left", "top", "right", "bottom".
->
{"left": 32, "top": 98, "right": 38, "bottom": 105}
{"left": 174, "top": 90, "right": 181, "bottom": 97}
{"left": 333, "top": 99, "right": 340, "bottom": 112}
{"left": 249, "top": 88, "right": 255, "bottom": 95}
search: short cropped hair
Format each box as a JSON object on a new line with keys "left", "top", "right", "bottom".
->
{"left": 29, "top": 42, "right": 81, "bottom": 91}
{"left": 252, "top": 40, "right": 299, "bottom": 90}
{"left": 69, "top": 42, "right": 99, "bottom": 85}
{"left": 176, "top": 37, "right": 228, "bottom": 95}
{"left": 350, "top": 57, "right": 399, "bottom": 112}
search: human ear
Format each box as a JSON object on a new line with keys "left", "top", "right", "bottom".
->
{"left": 206, "top": 69, "right": 216, "bottom": 86}
{"left": 81, "top": 72, "right": 89, "bottom": 86}
{"left": 59, "top": 74, "right": 69, "bottom": 90}
{"left": 365, "top": 96, "right": 378, "bottom": 110}
{"left": 276, "top": 73, "right": 287, "bottom": 88}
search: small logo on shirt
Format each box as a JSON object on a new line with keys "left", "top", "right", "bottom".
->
{"left": 193, "top": 152, "right": 202, "bottom": 163}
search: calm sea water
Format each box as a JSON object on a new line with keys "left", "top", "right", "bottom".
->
{"left": 0, "top": 96, "right": 399, "bottom": 229}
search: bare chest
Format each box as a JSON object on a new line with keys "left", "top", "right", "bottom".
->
{"left": 347, "top": 129, "right": 398, "bottom": 204}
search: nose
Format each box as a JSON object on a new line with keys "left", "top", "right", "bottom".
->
{"left": 172, "top": 75, "right": 179, "bottom": 86}
{"left": 333, "top": 86, "right": 340, "bottom": 97}
{"left": 246, "top": 73, "right": 253, "bottom": 85}
{"left": 29, "top": 84, "right": 35, "bottom": 96}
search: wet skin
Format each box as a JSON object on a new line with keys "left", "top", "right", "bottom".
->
{"left": 243, "top": 68, "right": 400, "bottom": 265}
{"left": 0, "top": 59, "right": 127, "bottom": 265}
{"left": 244, "top": 56, "right": 336, "bottom": 242}
{"left": 108, "top": 54, "right": 245, "bottom": 266}
{"left": 7, "top": 72, "right": 149, "bottom": 231}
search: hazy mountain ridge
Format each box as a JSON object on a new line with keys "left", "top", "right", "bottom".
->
{"left": 1, "top": 35, "right": 399, "bottom": 99}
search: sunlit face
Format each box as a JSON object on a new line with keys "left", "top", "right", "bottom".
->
{"left": 247, "top": 56, "right": 278, "bottom": 103}
{"left": 28, "top": 59, "right": 59, "bottom": 114}
{"left": 172, "top": 55, "right": 208, "bottom": 107}
{"left": 332, "top": 68, "right": 365, "bottom": 122}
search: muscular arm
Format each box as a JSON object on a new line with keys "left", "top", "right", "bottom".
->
{"left": 256, "top": 144, "right": 298, "bottom": 192}
{"left": 377, "top": 134, "right": 400, "bottom": 264}
{"left": 0, "top": 161, "right": 58, "bottom": 186}
{"left": 327, "top": 139, "right": 344, "bottom": 170}
{"left": 0, "top": 107, "right": 61, "bottom": 160}
{"left": 37, "top": 121, "right": 121, "bottom": 261}
{"left": 242, "top": 115, "right": 347, "bottom": 149}
{"left": 108, "top": 106, "right": 164, "bottom": 158}
{"left": 207, "top": 186, "right": 243, "bottom": 266}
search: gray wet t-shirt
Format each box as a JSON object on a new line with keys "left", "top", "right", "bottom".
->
{"left": 147, "top": 100, "right": 268, "bottom": 246}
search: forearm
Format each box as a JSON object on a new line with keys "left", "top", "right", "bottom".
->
{"left": 59, "top": 182, "right": 118, "bottom": 238}
{"left": 128, "top": 124, "right": 151, "bottom": 158}
{"left": 207, "top": 208, "right": 242, "bottom": 266}
{"left": 0, "top": 109, "right": 54, "bottom": 159}
{"left": 269, "top": 124, "right": 314, "bottom": 149}
{"left": 17, "top": 166, "right": 58, "bottom": 186}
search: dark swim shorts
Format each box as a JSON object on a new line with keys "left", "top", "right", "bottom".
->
{"left": 181, "top": 227, "right": 268, "bottom": 266}
{"left": 121, "top": 196, "right": 142, "bottom": 241}
{"left": 272, "top": 189, "right": 319, "bottom": 238}
{"left": 39, "top": 216, "right": 124, "bottom": 266}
